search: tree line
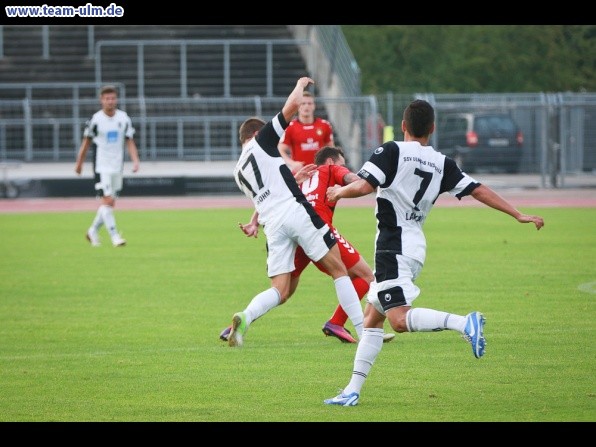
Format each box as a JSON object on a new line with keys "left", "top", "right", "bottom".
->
{"left": 342, "top": 25, "right": 595, "bottom": 94}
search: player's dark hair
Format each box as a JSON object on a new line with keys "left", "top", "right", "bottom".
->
{"left": 100, "top": 85, "right": 118, "bottom": 97}
{"left": 314, "top": 146, "right": 345, "bottom": 165}
{"left": 403, "top": 99, "right": 434, "bottom": 138}
{"left": 238, "top": 117, "right": 266, "bottom": 144}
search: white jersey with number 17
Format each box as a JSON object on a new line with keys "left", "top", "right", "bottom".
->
{"left": 233, "top": 113, "right": 313, "bottom": 234}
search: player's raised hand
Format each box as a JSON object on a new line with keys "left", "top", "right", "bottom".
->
{"left": 283, "top": 77, "right": 315, "bottom": 122}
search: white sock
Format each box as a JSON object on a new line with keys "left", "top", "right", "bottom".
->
{"left": 343, "top": 328, "right": 384, "bottom": 395}
{"left": 99, "top": 204, "right": 119, "bottom": 238}
{"left": 406, "top": 308, "right": 466, "bottom": 333}
{"left": 243, "top": 287, "right": 281, "bottom": 326}
{"left": 334, "top": 276, "right": 363, "bottom": 338}
{"left": 91, "top": 208, "right": 104, "bottom": 231}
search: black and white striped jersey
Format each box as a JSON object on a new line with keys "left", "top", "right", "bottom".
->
{"left": 357, "top": 140, "right": 480, "bottom": 265}
{"left": 233, "top": 112, "right": 314, "bottom": 234}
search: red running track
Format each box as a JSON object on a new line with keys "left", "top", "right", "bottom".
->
{"left": 0, "top": 188, "right": 595, "bottom": 213}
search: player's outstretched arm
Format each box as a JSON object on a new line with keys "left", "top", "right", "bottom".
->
{"left": 281, "top": 77, "right": 314, "bottom": 124}
{"left": 327, "top": 178, "right": 374, "bottom": 202}
{"left": 471, "top": 184, "right": 544, "bottom": 230}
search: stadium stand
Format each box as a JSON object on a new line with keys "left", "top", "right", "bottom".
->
{"left": 0, "top": 25, "right": 308, "bottom": 97}
{"left": 0, "top": 25, "right": 323, "bottom": 196}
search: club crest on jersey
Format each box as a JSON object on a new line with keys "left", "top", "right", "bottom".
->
{"left": 374, "top": 147, "right": 384, "bottom": 154}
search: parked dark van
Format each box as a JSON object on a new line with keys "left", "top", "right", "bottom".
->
{"left": 436, "top": 112, "right": 524, "bottom": 173}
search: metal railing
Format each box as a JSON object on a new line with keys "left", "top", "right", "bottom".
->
{"left": 2, "top": 90, "right": 596, "bottom": 186}
{"left": 0, "top": 81, "right": 126, "bottom": 100}
{"left": 0, "top": 94, "right": 376, "bottom": 169}
{"left": 377, "top": 92, "right": 596, "bottom": 187}
{"left": 95, "top": 38, "right": 311, "bottom": 98}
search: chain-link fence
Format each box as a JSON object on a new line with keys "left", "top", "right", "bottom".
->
{"left": 377, "top": 92, "right": 596, "bottom": 184}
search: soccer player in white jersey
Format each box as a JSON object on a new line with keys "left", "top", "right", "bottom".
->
{"left": 226, "top": 77, "right": 364, "bottom": 348}
{"left": 75, "top": 85, "right": 140, "bottom": 247}
{"left": 324, "top": 99, "right": 544, "bottom": 406}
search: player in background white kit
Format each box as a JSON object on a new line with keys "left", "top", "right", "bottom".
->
{"left": 75, "top": 85, "right": 140, "bottom": 247}
{"left": 226, "top": 77, "right": 364, "bottom": 348}
{"left": 324, "top": 99, "right": 544, "bottom": 406}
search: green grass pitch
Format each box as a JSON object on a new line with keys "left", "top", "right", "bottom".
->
{"left": 0, "top": 205, "right": 594, "bottom": 422}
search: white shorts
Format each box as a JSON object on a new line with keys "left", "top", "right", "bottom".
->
{"left": 263, "top": 207, "right": 334, "bottom": 278}
{"left": 367, "top": 255, "right": 422, "bottom": 315}
{"left": 95, "top": 172, "right": 123, "bottom": 198}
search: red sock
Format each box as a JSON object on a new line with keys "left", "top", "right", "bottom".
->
{"left": 328, "top": 277, "right": 369, "bottom": 326}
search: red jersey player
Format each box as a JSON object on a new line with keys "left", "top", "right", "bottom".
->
{"left": 278, "top": 91, "right": 334, "bottom": 172}
{"left": 220, "top": 146, "right": 395, "bottom": 344}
